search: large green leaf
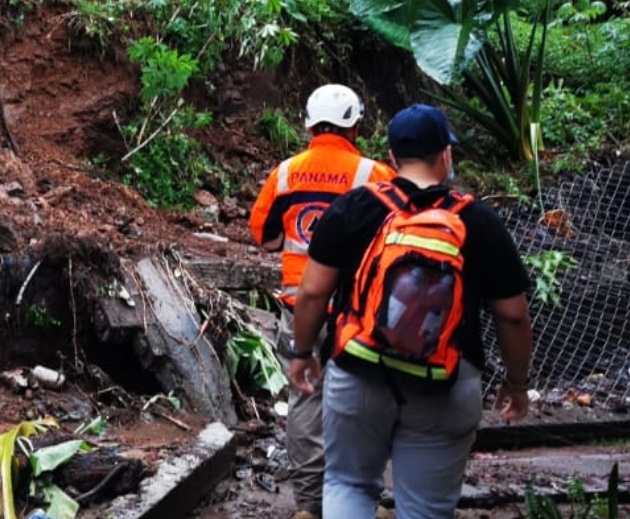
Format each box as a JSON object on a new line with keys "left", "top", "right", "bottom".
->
{"left": 227, "top": 328, "right": 288, "bottom": 395}
{"left": 424, "top": 0, "right": 552, "bottom": 162}
{"left": 349, "top": 0, "right": 519, "bottom": 84}
{"left": 42, "top": 484, "right": 79, "bottom": 519}
{"left": 30, "top": 440, "right": 92, "bottom": 477}
{"left": 0, "top": 419, "right": 58, "bottom": 519}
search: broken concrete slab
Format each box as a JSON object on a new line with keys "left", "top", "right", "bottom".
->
{"left": 190, "top": 258, "right": 280, "bottom": 292}
{"left": 460, "top": 448, "right": 630, "bottom": 507}
{"left": 130, "top": 258, "right": 237, "bottom": 424}
{"left": 476, "top": 406, "right": 630, "bottom": 450}
{"left": 92, "top": 422, "right": 236, "bottom": 519}
{"left": 94, "top": 257, "right": 285, "bottom": 425}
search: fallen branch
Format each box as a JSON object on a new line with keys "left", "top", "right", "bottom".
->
{"left": 121, "top": 100, "right": 182, "bottom": 163}
{"left": 74, "top": 463, "right": 126, "bottom": 503}
{"left": 69, "top": 258, "right": 80, "bottom": 370}
{"left": 112, "top": 109, "right": 129, "bottom": 149}
{"left": 151, "top": 409, "right": 192, "bottom": 431}
{"left": 186, "top": 311, "right": 211, "bottom": 350}
{"left": 134, "top": 96, "right": 159, "bottom": 146}
{"left": 15, "top": 260, "right": 42, "bottom": 306}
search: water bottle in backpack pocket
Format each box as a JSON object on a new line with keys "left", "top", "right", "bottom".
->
{"left": 377, "top": 260, "right": 455, "bottom": 361}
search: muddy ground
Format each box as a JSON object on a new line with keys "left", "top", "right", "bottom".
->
{"left": 0, "top": 2, "right": 286, "bottom": 515}
{"left": 1, "top": 3, "right": 629, "bottom": 519}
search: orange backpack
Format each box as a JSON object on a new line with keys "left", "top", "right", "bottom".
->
{"left": 334, "top": 182, "right": 473, "bottom": 392}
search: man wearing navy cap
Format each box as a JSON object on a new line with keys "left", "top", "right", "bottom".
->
{"left": 290, "top": 104, "right": 533, "bottom": 518}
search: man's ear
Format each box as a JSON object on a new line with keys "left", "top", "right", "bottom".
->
{"left": 442, "top": 146, "right": 452, "bottom": 170}
{"left": 388, "top": 150, "right": 398, "bottom": 169}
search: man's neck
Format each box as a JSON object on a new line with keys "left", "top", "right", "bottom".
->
{"left": 397, "top": 168, "right": 442, "bottom": 189}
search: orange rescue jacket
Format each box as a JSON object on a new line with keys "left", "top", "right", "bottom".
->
{"left": 249, "top": 134, "right": 396, "bottom": 306}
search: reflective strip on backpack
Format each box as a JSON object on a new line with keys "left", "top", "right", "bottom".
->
{"left": 344, "top": 339, "right": 448, "bottom": 380}
{"left": 276, "top": 158, "right": 292, "bottom": 192}
{"left": 385, "top": 233, "right": 460, "bottom": 257}
{"left": 352, "top": 158, "right": 376, "bottom": 188}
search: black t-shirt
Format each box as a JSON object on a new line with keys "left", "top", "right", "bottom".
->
{"left": 308, "top": 176, "right": 530, "bottom": 369}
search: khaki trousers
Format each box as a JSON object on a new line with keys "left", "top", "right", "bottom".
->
{"left": 278, "top": 306, "right": 326, "bottom": 516}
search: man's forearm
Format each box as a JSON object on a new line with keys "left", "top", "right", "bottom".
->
{"left": 293, "top": 258, "right": 340, "bottom": 355}
{"left": 489, "top": 294, "right": 533, "bottom": 387}
{"left": 293, "top": 291, "right": 329, "bottom": 355}
{"left": 495, "top": 317, "right": 533, "bottom": 386}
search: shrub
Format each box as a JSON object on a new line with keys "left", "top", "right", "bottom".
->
{"left": 259, "top": 107, "right": 305, "bottom": 155}
{"left": 121, "top": 38, "right": 212, "bottom": 209}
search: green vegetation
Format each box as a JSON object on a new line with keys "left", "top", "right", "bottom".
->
{"left": 524, "top": 250, "right": 578, "bottom": 307}
{"left": 347, "top": 0, "right": 551, "bottom": 162}
{"left": 73, "top": 415, "right": 107, "bottom": 436}
{"left": 48, "top": 0, "right": 306, "bottom": 208}
{"left": 248, "top": 289, "right": 282, "bottom": 313}
{"left": 227, "top": 329, "right": 287, "bottom": 395}
{"left": 28, "top": 439, "right": 94, "bottom": 519}
{"left": 356, "top": 111, "right": 390, "bottom": 162}
{"left": 524, "top": 463, "right": 619, "bottom": 518}
{"left": 259, "top": 107, "right": 306, "bottom": 155}
{"left": 0, "top": 0, "right": 40, "bottom": 27}
{"left": 143, "top": 391, "right": 182, "bottom": 412}
{"left": 2, "top": 0, "right": 627, "bottom": 203}
{"left": 0, "top": 419, "right": 58, "bottom": 519}
{"left": 436, "top": 2, "right": 551, "bottom": 163}
{"left": 25, "top": 305, "right": 61, "bottom": 329}
{"left": 121, "top": 37, "right": 211, "bottom": 209}
{"left": 66, "top": 0, "right": 130, "bottom": 55}
{"left": 346, "top": 0, "right": 630, "bottom": 186}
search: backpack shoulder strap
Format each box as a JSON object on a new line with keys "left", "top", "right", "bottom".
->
{"left": 364, "top": 182, "right": 409, "bottom": 212}
{"left": 436, "top": 190, "right": 474, "bottom": 214}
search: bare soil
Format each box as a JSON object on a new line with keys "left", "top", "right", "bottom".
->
{"left": 1, "top": 4, "right": 629, "bottom": 519}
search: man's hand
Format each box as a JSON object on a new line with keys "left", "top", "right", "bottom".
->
{"left": 289, "top": 356, "right": 322, "bottom": 394}
{"left": 494, "top": 385, "right": 529, "bottom": 421}
{"left": 489, "top": 293, "right": 532, "bottom": 423}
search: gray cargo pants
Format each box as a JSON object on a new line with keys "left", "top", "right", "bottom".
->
{"left": 277, "top": 306, "right": 327, "bottom": 516}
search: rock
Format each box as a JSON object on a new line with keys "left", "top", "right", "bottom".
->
{"left": 0, "top": 220, "right": 18, "bottom": 252}
{"left": 193, "top": 189, "right": 218, "bottom": 207}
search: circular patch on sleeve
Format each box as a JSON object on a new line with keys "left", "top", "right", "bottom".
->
{"left": 295, "top": 203, "right": 327, "bottom": 244}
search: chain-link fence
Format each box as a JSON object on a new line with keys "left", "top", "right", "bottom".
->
{"left": 482, "top": 162, "right": 630, "bottom": 409}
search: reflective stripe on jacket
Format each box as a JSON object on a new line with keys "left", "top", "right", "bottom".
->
{"left": 249, "top": 134, "right": 396, "bottom": 306}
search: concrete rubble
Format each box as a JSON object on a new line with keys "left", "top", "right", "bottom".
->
{"left": 81, "top": 423, "right": 236, "bottom": 519}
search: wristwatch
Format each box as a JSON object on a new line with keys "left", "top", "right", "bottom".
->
{"left": 287, "top": 340, "right": 313, "bottom": 360}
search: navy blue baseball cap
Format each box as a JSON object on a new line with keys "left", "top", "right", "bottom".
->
{"left": 388, "top": 104, "right": 458, "bottom": 159}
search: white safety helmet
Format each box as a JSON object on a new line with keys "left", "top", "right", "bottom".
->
{"left": 304, "top": 84, "right": 364, "bottom": 129}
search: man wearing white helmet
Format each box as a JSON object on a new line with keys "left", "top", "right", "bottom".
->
{"left": 250, "top": 84, "right": 395, "bottom": 519}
